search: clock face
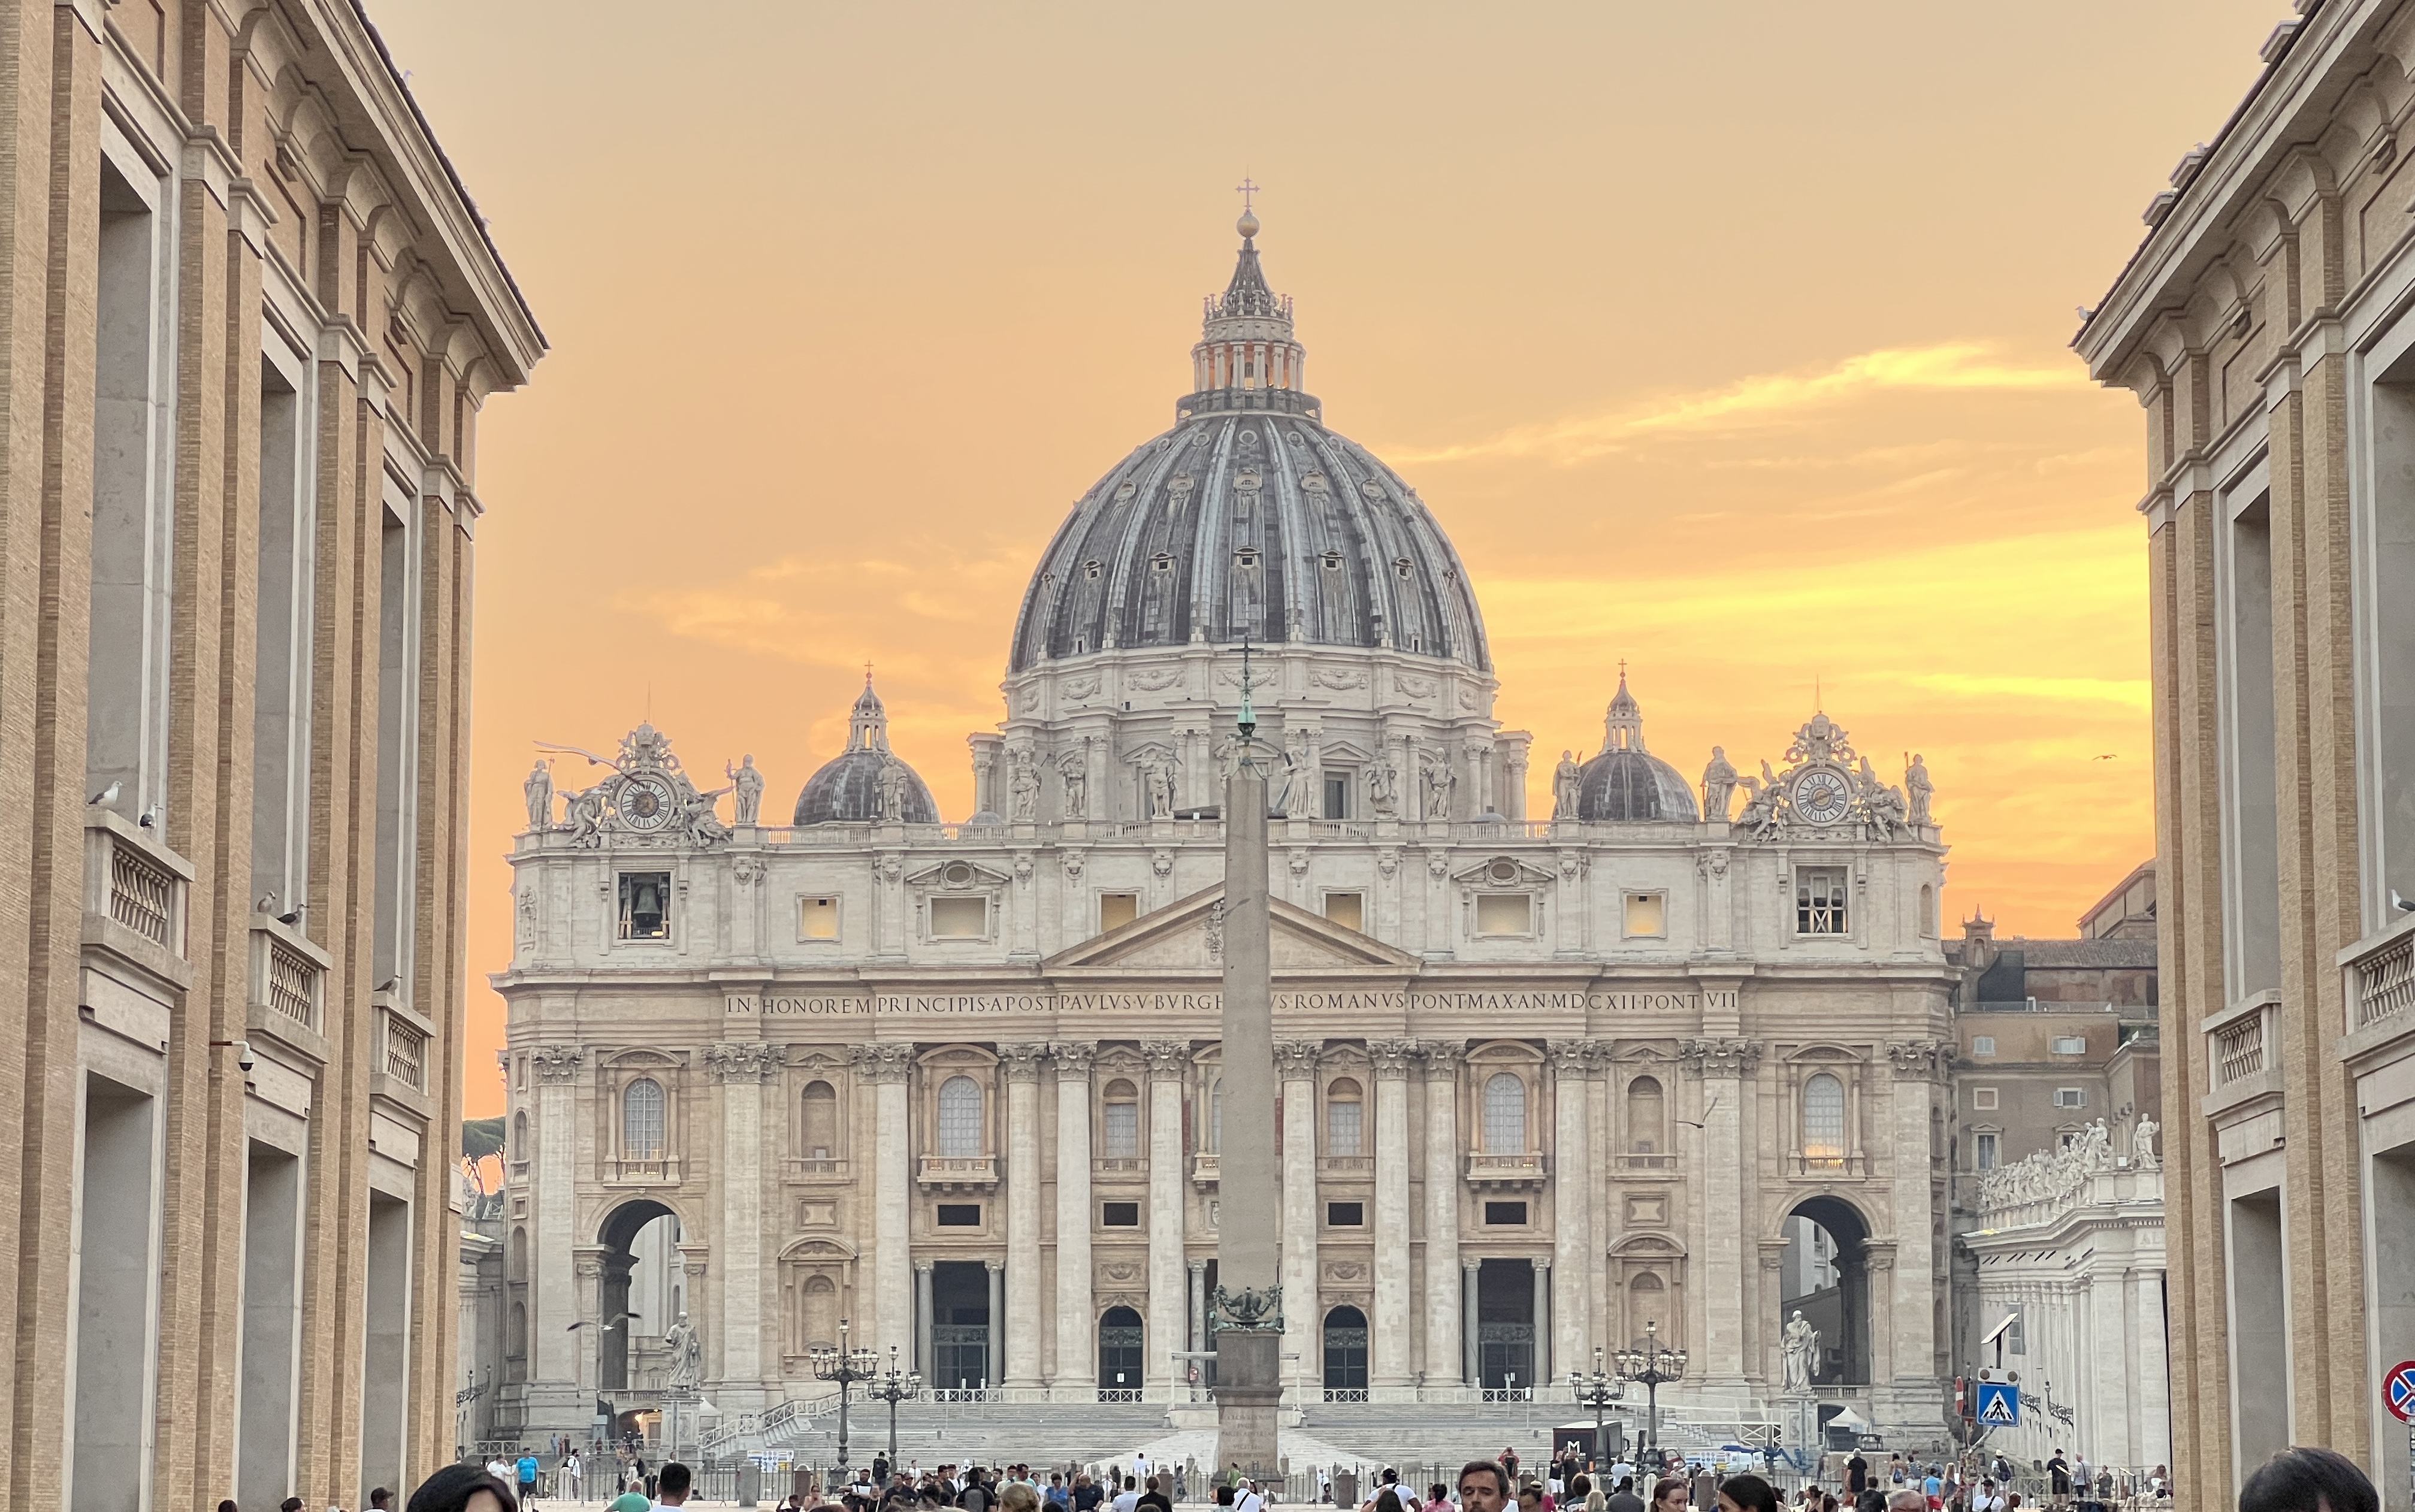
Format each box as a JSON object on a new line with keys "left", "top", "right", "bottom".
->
{"left": 1792, "top": 768, "right": 1852, "bottom": 827}
{"left": 618, "top": 775, "right": 676, "bottom": 830}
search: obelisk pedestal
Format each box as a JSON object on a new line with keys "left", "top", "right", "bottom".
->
{"left": 1214, "top": 762, "right": 1283, "bottom": 1480}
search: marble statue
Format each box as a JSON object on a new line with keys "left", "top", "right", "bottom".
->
{"left": 1701, "top": 746, "right": 1737, "bottom": 822}
{"left": 1145, "top": 758, "right": 1176, "bottom": 819}
{"left": 1009, "top": 754, "right": 1041, "bottom": 821}
{"left": 2133, "top": 1114, "right": 2159, "bottom": 1169}
{"left": 1060, "top": 757, "right": 1087, "bottom": 819}
{"left": 727, "top": 755, "right": 764, "bottom": 826}
{"left": 1368, "top": 760, "right": 1400, "bottom": 818}
{"left": 877, "top": 758, "right": 907, "bottom": 823}
{"left": 682, "top": 784, "right": 735, "bottom": 847}
{"left": 665, "top": 1311, "right": 701, "bottom": 1389}
{"left": 1737, "top": 775, "right": 1781, "bottom": 842}
{"left": 564, "top": 784, "right": 606, "bottom": 848}
{"left": 1905, "top": 753, "right": 1934, "bottom": 826}
{"left": 1782, "top": 1310, "right": 1818, "bottom": 1393}
{"left": 1422, "top": 757, "right": 1454, "bottom": 822}
{"left": 1552, "top": 749, "right": 1582, "bottom": 819}
{"left": 524, "top": 759, "right": 555, "bottom": 831}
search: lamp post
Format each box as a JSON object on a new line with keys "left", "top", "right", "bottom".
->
{"left": 1568, "top": 1347, "right": 1624, "bottom": 1469}
{"left": 866, "top": 1344, "right": 923, "bottom": 1471}
{"left": 1612, "top": 1320, "right": 1688, "bottom": 1468}
{"left": 809, "top": 1318, "right": 880, "bottom": 1489}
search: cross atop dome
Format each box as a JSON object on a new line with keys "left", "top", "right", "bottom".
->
{"left": 1193, "top": 194, "right": 1307, "bottom": 412}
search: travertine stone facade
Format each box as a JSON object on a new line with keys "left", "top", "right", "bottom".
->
{"left": 494, "top": 222, "right": 1954, "bottom": 1451}
{"left": 0, "top": 3, "right": 540, "bottom": 1510}
{"left": 2079, "top": 3, "right": 2415, "bottom": 1504}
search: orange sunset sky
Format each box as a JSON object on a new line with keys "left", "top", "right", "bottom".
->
{"left": 368, "top": 1, "right": 2284, "bottom": 1118}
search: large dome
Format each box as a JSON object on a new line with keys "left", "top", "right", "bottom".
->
{"left": 793, "top": 678, "right": 939, "bottom": 825}
{"left": 1007, "top": 219, "right": 1491, "bottom": 676}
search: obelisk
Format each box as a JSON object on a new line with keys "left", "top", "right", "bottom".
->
{"left": 1213, "top": 663, "right": 1283, "bottom": 1481}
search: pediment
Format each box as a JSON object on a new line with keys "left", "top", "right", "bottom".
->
{"left": 1043, "top": 884, "right": 1421, "bottom": 974}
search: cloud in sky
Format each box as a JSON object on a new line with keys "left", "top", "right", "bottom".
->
{"left": 1389, "top": 342, "right": 2085, "bottom": 465}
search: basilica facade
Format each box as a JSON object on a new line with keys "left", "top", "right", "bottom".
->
{"left": 491, "top": 216, "right": 1956, "bottom": 1449}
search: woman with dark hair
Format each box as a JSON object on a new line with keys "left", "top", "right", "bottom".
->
{"left": 1715, "top": 1477, "right": 1779, "bottom": 1512}
{"left": 407, "top": 1463, "right": 518, "bottom": 1512}
{"left": 1649, "top": 1480, "right": 1688, "bottom": 1512}
{"left": 2239, "top": 1449, "right": 2378, "bottom": 1512}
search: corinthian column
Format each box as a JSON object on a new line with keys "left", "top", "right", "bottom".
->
{"left": 1682, "top": 1037, "right": 1758, "bottom": 1385}
{"left": 1370, "top": 1039, "right": 1418, "bottom": 1394}
{"left": 1423, "top": 1042, "right": 1465, "bottom": 1384}
{"left": 531, "top": 1047, "right": 585, "bottom": 1400}
{"left": 1000, "top": 1043, "right": 1049, "bottom": 1389}
{"left": 1275, "top": 1040, "right": 1323, "bottom": 1399}
{"left": 853, "top": 1044, "right": 918, "bottom": 1360}
{"left": 1143, "top": 1039, "right": 1191, "bottom": 1401}
{"left": 1051, "top": 1041, "right": 1097, "bottom": 1393}
{"left": 1885, "top": 1041, "right": 1946, "bottom": 1406}
{"left": 706, "top": 1042, "right": 782, "bottom": 1398}
{"left": 1548, "top": 1040, "right": 1594, "bottom": 1374}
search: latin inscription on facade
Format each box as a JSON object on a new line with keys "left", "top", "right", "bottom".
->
{"left": 724, "top": 988, "right": 1737, "bottom": 1016}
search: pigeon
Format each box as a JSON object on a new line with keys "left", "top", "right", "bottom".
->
{"left": 87, "top": 781, "right": 119, "bottom": 806}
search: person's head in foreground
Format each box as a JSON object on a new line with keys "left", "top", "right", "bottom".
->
{"left": 610, "top": 1496, "right": 651, "bottom": 1512}
{"left": 1651, "top": 1479, "right": 1688, "bottom": 1512}
{"left": 1886, "top": 1494, "right": 1927, "bottom": 1512}
{"left": 2240, "top": 1448, "right": 2378, "bottom": 1512}
{"left": 1002, "top": 1484, "right": 1042, "bottom": 1512}
{"left": 407, "top": 1465, "right": 518, "bottom": 1512}
{"left": 1715, "top": 1477, "right": 1778, "bottom": 1512}
{"left": 658, "top": 1463, "right": 693, "bottom": 1507}
{"left": 1458, "top": 1462, "right": 1512, "bottom": 1512}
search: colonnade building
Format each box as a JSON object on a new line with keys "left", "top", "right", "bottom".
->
{"left": 493, "top": 217, "right": 1955, "bottom": 1447}
{"left": 0, "top": 2, "right": 543, "bottom": 1510}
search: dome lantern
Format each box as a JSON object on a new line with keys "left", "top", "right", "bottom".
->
{"left": 793, "top": 674, "right": 939, "bottom": 825}
{"left": 1187, "top": 211, "right": 1313, "bottom": 421}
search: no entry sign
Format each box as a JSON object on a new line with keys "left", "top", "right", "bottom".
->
{"left": 2385, "top": 1361, "right": 2415, "bottom": 1423}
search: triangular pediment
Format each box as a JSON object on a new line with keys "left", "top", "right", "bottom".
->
{"left": 1042, "top": 884, "right": 1420, "bottom": 974}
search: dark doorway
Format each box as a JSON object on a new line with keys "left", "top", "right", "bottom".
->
{"left": 931, "top": 1260, "right": 991, "bottom": 1389}
{"left": 1477, "top": 1257, "right": 1537, "bottom": 1390}
{"left": 1322, "top": 1305, "right": 1369, "bottom": 1398}
{"left": 1099, "top": 1305, "right": 1144, "bottom": 1395}
{"left": 1781, "top": 1196, "right": 1872, "bottom": 1385}
{"left": 597, "top": 1200, "right": 680, "bottom": 1392}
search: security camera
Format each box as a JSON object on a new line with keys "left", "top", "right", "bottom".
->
{"left": 237, "top": 1039, "right": 255, "bottom": 1073}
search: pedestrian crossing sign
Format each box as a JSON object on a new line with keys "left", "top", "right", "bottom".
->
{"left": 1976, "top": 1380, "right": 2019, "bottom": 1427}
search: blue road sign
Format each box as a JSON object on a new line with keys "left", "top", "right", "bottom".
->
{"left": 1976, "top": 1380, "right": 2020, "bottom": 1428}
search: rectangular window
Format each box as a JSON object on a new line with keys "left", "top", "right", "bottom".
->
{"left": 1099, "top": 892, "right": 1138, "bottom": 932}
{"left": 1475, "top": 893, "right": 1533, "bottom": 937}
{"left": 1624, "top": 892, "right": 1667, "bottom": 938}
{"left": 935, "top": 1203, "right": 982, "bottom": 1227}
{"left": 1102, "top": 1102, "right": 1139, "bottom": 1158}
{"left": 1972, "top": 1087, "right": 1998, "bottom": 1111}
{"left": 2051, "top": 1035, "right": 2087, "bottom": 1055}
{"left": 1326, "top": 1100, "right": 1362, "bottom": 1156}
{"left": 930, "top": 895, "right": 987, "bottom": 939}
{"left": 1325, "top": 1201, "right": 1365, "bottom": 1227}
{"left": 618, "top": 873, "right": 672, "bottom": 941}
{"left": 2006, "top": 1306, "right": 2026, "bottom": 1355}
{"left": 1971, "top": 1035, "right": 1996, "bottom": 1057}
{"left": 1322, "top": 891, "right": 1364, "bottom": 932}
{"left": 1796, "top": 866, "right": 1849, "bottom": 935}
{"left": 1483, "top": 1200, "right": 1529, "bottom": 1226}
{"left": 1101, "top": 1201, "right": 1140, "bottom": 1227}
{"left": 1323, "top": 773, "right": 1350, "bottom": 819}
{"left": 799, "top": 896, "right": 840, "bottom": 941}
{"left": 2054, "top": 1087, "right": 2086, "bottom": 1109}
{"left": 1975, "top": 1132, "right": 1999, "bottom": 1169}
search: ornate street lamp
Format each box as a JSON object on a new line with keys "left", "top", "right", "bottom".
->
{"left": 809, "top": 1318, "right": 880, "bottom": 1487}
{"left": 866, "top": 1344, "right": 923, "bottom": 1471}
{"left": 1612, "top": 1320, "right": 1688, "bottom": 1467}
{"left": 1568, "top": 1347, "right": 1625, "bottom": 1469}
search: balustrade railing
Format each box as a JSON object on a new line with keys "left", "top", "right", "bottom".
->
{"left": 380, "top": 1006, "right": 429, "bottom": 1090}
{"left": 2348, "top": 916, "right": 2415, "bottom": 1032}
{"left": 2214, "top": 1008, "right": 2268, "bottom": 1085}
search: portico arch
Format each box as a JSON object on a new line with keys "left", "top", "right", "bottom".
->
{"left": 1778, "top": 1194, "right": 1872, "bottom": 1386}
{"left": 597, "top": 1197, "right": 684, "bottom": 1390}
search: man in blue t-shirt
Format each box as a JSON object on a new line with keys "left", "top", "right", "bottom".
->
{"left": 518, "top": 1454, "right": 541, "bottom": 1504}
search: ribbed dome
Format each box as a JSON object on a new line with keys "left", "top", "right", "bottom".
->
{"left": 1574, "top": 673, "right": 1698, "bottom": 824}
{"left": 793, "top": 678, "right": 939, "bottom": 825}
{"left": 1006, "top": 219, "right": 1491, "bottom": 675}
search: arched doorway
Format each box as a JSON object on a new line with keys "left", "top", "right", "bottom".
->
{"left": 599, "top": 1199, "right": 682, "bottom": 1392}
{"left": 1780, "top": 1195, "right": 1872, "bottom": 1386}
{"left": 1322, "top": 1305, "right": 1369, "bottom": 1399}
{"left": 1098, "top": 1305, "right": 1144, "bottom": 1396}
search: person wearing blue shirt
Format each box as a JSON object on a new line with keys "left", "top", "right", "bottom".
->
{"left": 518, "top": 1454, "right": 541, "bottom": 1504}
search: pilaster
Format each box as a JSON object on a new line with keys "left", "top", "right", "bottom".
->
{"left": 999, "top": 1042, "right": 1047, "bottom": 1387}
{"left": 1142, "top": 1039, "right": 1189, "bottom": 1401}
{"left": 1369, "top": 1038, "right": 1416, "bottom": 1392}
{"left": 1422, "top": 1041, "right": 1465, "bottom": 1384}
{"left": 1050, "top": 1041, "right": 1096, "bottom": 1390}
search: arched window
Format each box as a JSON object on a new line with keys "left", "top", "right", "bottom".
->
{"left": 1482, "top": 1072, "right": 1527, "bottom": 1154}
{"left": 802, "top": 1080, "right": 838, "bottom": 1160}
{"left": 1627, "top": 1075, "right": 1665, "bottom": 1155}
{"left": 937, "top": 1075, "right": 984, "bottom": 1157}
{"left": 1102, "top": 1078, "right": 1140, "bottom": 1158}
{"left": 1802, "top": 1073, "right": 1846, "bottom": 1165}
{"left": 1208, "top": 1077, "right": 1222, "bottom": 1153}
{"left": 802, "top": 1274, "right": 838, "bottom": 1353}
{"left": 512, "top": 1109, "right": 528, "bottom": 1160}
{"left": 508, "top": 1224, "right": 528, "bottom": 1283}
{"left": 1326, "top": 1077, "right": 1364, "bottom": 1156}
{"left": 507, "top": 1301, "right": 528, "bottom": 1380}
{"left": 1629, "top": 1271, "right": 1667, "bottom": 1339}
{"left": 622, "top": 1079, "right": 665, "bottom": 1161}
{"left": 1920, "top": 884, "right": 1938, "bottom": 938}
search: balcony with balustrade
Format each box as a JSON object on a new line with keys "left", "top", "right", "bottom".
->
{"left": 370, "top": 996, "right": 438, "bottom": 1119}
{"left": 79, "top": 812, "right": 196, "bottom": 1044}
{"left": 2203, "top": 990, "right": 2283, "bottom": 1126}
{"left": 246, "top": 917, "right": 331, "bottom": 1065}
{"left": 918, "top": 1154, "right": 999, "bottom": 1192}
{"left": 2340, "top": 913, "right": 2415, "bottom": 1109}
{"left": 1464, "top": 1150, "right": 1548, "bottom": 1190}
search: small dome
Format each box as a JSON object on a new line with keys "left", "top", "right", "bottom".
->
{"left": 1573, "top": 670, "right": 1698, "bottom": 823}
{"left": 793, "top": 677, "right": 939, "bottom": 825}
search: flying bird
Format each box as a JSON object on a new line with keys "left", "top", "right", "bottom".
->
{"left": 87, "top": 781, "right": 119, "bottom": 806}
{"left": 2091, "top": 754, "right": 2118, "bottom": 761}
{"left": 1676, "top": 1093, "right": 1723, "bottom": 1130}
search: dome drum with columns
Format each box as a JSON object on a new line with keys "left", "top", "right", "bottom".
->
{"left": 489, "top": 213, "right": 1958, "bottom": 1453}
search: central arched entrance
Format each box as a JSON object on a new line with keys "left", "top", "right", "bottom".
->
{"left": 598, "top": 1199, "right": 683, "bottom": 1393}
{"left": 1780, "top": 1195, "right": 1872, "bottom": 1386}
{"left": 1098, "top": 1305, "right": 1144, "bottom": 1396}
{"left": 1322, "top": 1305, "right": 1369, "bottom": 1399}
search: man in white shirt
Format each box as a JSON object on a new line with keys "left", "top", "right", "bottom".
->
{"left": 1112, "top": 1477, "right": 1141, "bottom": 1512}
{"left": 1233, "top": 1481, "right": 1265, "bottom": 1512}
